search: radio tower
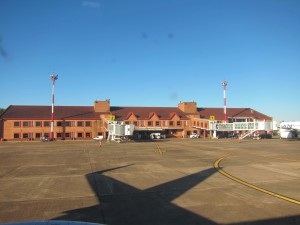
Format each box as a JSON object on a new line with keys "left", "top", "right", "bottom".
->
{"left": 221, "top": 80, "right": 228, "bottom": 123}
{"left": 50, "top": 74, "right": 58, "bottom": 141}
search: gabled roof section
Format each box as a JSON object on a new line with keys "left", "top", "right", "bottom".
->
{"left": 197, "top": 108, "right": 272, "bottom": 120}
{"left": 124, "top": 112, "right": 138, "bottom": 120}
{"left": 169, "top": 112, "right": 181, "bottom": 120}
{"left": 148, "top": 112, "right": 160, "bottom": 120}
{"left": 0, "top": 105, "right": 101, "bottom": 120}
{"left": 110, "top": 106, "right": 189, "bottom": 120}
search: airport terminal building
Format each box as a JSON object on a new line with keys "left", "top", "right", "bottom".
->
{"left": 0, "top": 100, "right": 272, "bottom": 141}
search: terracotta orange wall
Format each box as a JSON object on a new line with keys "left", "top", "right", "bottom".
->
{"left": 94, "top": 100, "right": 110, "bottom": 112}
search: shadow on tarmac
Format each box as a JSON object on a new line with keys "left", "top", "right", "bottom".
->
{"left": 52, "top": 166, "right": 300, "bottom": 225}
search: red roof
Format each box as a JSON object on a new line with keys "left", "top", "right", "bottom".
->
{"left": 110, "top": 106, "right": 189, "bottom": 120}
{"left": 0, "top": 105, "right": 272, "bottom": 121}
{"left": 1, "top": 105, "right": 100, "bottom": 120}
{"left": 198, "top": 108, "right": 272, "bottom": 120}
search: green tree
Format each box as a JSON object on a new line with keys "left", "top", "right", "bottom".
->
{"left": 0, "top": 108, "right": 6, "bottom": 115}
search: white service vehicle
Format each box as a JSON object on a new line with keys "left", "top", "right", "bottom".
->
{"left": 150, "top": 133, "right": 161, "bottom": 139}
{"left": 93, "top": 135, "right": 104, "bottom": 141}
{"left": 190, "top": 133, "right": 199, "bottom": 138}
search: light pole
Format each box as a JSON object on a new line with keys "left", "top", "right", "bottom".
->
{"left": 221, "top": 80, "right": 228, "bottom": 123}
{"left": 50, "top": 74, "right": 58, "bottom": 141}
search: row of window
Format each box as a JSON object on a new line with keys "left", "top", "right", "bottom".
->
{"left": 14, "top": 121, "right": 92, "bottom": 127}
{"left": 124, "top": 120, "right": 188, "bottom": 127}
{"left": 13, "top": 132, "right": 96, "bottom": 139}
{"left": 193, "top": 121, "right": 208, "bottom": 128}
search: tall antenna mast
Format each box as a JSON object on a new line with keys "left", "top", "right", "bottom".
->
{"left": 221, "top": 80, "right": 228, "bottom": 123}
{"left": 50, "top": 74, "right": 58, "bottom": 140}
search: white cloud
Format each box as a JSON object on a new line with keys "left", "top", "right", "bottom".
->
{"left": 82, "top": 1, "right": 100, "bottom": 8}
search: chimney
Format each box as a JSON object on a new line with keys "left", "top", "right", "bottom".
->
{"left": 94, "top": 99, "right": 110, "bottom": 112}
{"left": 178, "top": 101, "right": 197, "bottom": 113}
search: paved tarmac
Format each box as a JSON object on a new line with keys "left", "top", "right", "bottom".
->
{"left": 0, "top": 138, "right": 300, "bottom": 225}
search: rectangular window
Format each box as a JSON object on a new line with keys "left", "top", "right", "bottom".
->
{"left": 65, "top": 121, "right": 71, "bottom": 127}
{"left": 44, "top": 133, "right": 49, "bottom": 138}
{"left": 36, "top": 121, "right": 41, "bottom": 127}
{"left": 44, "top": 121, "right": 50, "bottom": 127}
{"left": 85, "top": 132, "right": 91, "bottom": 138}
{"left": 23, "top": 121, "right": 29, "bottom": 127}
{"left": 125, "top": 121, "right": 130, "bottom": 125}
{"left": 133, "top": 121, "right": 138, "bottom": 126}
{"left": 35, "top": 133, "right": 41, "bottom": 138}
{"left": 23, "top": 133, "right": 29, "bottom": 138}
{"left": 57, "top": 121, "right": 62, "bottom": 126}
{"left": 77, "top": 132, "right": 83, "bottom": 138}
{"left": 65, "top": 133, "right": 70, "bottom": 138}
{"left": 156, "top": 121, "right": 160, "bottom": 126}
{"left": 148, "top": 121, "right": 153, "bottom": 126}
{"left": 14, "top": 133, "right": 20, "bottom": 139}
{"left": 77, "top": 121, "right": 83, "bottom": 127}
{"left": 14, "top": 121, "right": 20, "bottom": 127}
{"left": 85, "top": 121, "right": 91, "bottom": 127}
{"left": 169, "top": 121, "right": 174, "bottom": 126}
{"left": 57, "top": 133, "right": 62, "bottom": 138}
{"left": 177, "top": 121, "right": 181, "bottom": 126}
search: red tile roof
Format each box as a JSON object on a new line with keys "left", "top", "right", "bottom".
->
{"left": 1, "top": 105, "right": 100, "bottom": 120}
{"left": 198, "top": 108, "right": 272, "bottom": 120}
{"left": 110, "top": 106, "right": 189, "bottom": 120}
{"left": 0, "top": 105, "right": 272, "bottom": 121}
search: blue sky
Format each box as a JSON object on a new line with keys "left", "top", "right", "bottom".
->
{"left": 0, "top": 0, "right": 299, "bottom": 121}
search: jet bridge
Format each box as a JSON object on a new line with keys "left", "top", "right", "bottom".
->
{"left": 209, "top": 121, "right": 273, "bottom": 139}
{"left": 107, "top": 121, "right": 135, "bottom": 142}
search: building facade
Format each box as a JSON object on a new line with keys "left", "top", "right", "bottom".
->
{"left": 0, "top": 100, "right": 272, "bottom": 141}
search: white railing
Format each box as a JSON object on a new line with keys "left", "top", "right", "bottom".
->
{"left": 210, "top": 121, "right": 273, "bottom": 131}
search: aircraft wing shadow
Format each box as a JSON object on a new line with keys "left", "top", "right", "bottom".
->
{"left": 53, "top": 165, "right": 300, "bottom": 225}
{"left": 53, "top": 166, "right": 218, "bottom": 225}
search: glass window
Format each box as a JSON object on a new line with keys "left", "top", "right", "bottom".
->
{"left": 169, "top": 121, "right": 174, "bottom": 126}
{"left": 133, "top": 121, "right": 138, "bottom": 126}
{"left": 23, "top": 121, "right": 29, "bottom": 127}
{"left": 85, "top": 121, "right": 91, "bottom": 127}
{"left": 57, "top": 133, "right": 62, "bottom": 138}
{"left": 44, "top": 133, "right": 49, "bottom": 137}
{"left": 78, "top": 132, "right": 83, "bottom": 138}
{"left": 65, "top": 121, "right": 71, "bottom": 127}
{"left": 35, "top": 133, "right": 41, "bottom": 138}
{"left": 44, "top": 121, "right": 50, "bottom": 127}
{"left": 156, "top": 121, "right": 160, "bottom": 126}
{"left": 148, "top": 121, "right": 153, "bottom": 126}
{"left": 14, "top": 121, "right": 20, "bottom": 127}
{"left": 177, "top": 121, "right": 181, "bottom": 126}
{"left": 77, "top": 121, "right": 83, "bottom": 127}
{"left": 65, "top": 133, "right": 70, "bottom": 138}
{"left": 57, "top": 121, "right": 62, "bottom": 126}
{"left": 36, "top": 121, "right": 41, "bottom": 127}
{"left": 125, "top": 121, "right": 130, "bottom": 125}
{"left": 14, "top": 133, "right": 20, "bottom": 139}
{"left": 86, "top": 132, "right": 91, "bottom": 137}
{"left": 23, "top": 133, "right": 29, "bottom": 138}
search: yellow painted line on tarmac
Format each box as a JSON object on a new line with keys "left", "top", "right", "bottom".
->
{"left": 155, "top": 143, "right": 165, "bottom": 155}
{"left": 214, "top": 157, "right": 300, "bottom": 205}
